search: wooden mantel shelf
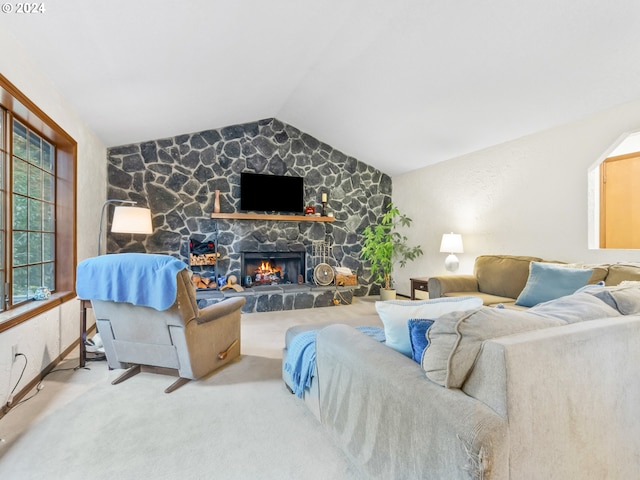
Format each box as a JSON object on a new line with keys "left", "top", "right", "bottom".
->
{"left": 210, "top": 212, "right": 335, "bottom": 222}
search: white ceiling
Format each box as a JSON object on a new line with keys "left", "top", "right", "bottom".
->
{"left": 3, "top": 0, "right": 640, "bottom": 176}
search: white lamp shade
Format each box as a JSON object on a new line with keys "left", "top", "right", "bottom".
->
{"left": 440, "top": 233, "right": 463, "bottom": 253}
{"left": 111, "top": 206, "right": 153, "bottom": 234}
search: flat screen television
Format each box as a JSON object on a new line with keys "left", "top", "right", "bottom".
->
{"left": 240, "top": 172, "right": 304, "bottom": 214}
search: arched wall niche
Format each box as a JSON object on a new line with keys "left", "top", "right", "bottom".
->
{"left": 588, "top": 131, "right": 640, "bottom": 249}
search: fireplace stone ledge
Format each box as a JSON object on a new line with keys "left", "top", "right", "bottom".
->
{"left": 196, "top": 284, "right": 355, "bottom": 313}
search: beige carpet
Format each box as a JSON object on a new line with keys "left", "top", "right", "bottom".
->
{"left": 0, "top": 297, "right": 383, "bottom": 480}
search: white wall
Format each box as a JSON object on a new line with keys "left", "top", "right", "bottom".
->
{"left": 392, "top": 100, "right": 640, "bottom": 297}
{"left": 0, "top": 30, "right": 106, "bottom": 405}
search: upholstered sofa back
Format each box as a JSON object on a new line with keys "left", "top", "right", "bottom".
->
{"left": 605, "top": 263, "right": 640, "bottom": 285}
{"left": 474, "top": 255, "right": 543, "bottom": 299}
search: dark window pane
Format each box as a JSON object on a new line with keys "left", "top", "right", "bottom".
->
{"left": 43, "top": 203, "right": 54, "bottom": 232}
{"left": 12, "top": 266, "right": 28, "bottom": 303}
{"left": 28, "top": 198, "right": 42, "bottom": 230}
{"left": 13, "top": 194, "right": 27, "bottom": 230}
{"left": 43, "top": 172, "right": 54, "bottom": 202}
{"left": 43, "top": 262, "right": 54, "bottom": 290}
{"left": 12, "top": 121, "right": 27, "bottom": 160}
{"left": 42, "top": 141, "right": 54, "bottom": 173}
{"left": 28, "top": 264, "right": 42, "bottom": 293}
{"left": 13, "top": 231, "right": 26, "bottom": 266}
{"left": 43, "top": 233, "right": 54, "bottom": 262}
{"left": 28, "top": 132, "right": 41, "bottom": 167}
{"left": 28, "top": 232, "right": 42, "bottom": 264}
{"left": 13, "top": 157, "right": 28, "bottom": 195}
{"left": 29, "top": 165, "right": 42, "bottom": 199}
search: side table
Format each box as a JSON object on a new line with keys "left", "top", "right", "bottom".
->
{"left": 79, "top": 299, "right": 91, "bottom": 368}
{"left": 410, "top": 277, "right": 430, "bottom": 300}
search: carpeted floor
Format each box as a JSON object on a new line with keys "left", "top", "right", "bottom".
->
{"left": 0, "top": 297, "right": 383, "bottom": 479}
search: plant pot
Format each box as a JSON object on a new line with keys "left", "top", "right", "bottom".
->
{"left": 380, "top": 289, "right": 397, "bottom": 301}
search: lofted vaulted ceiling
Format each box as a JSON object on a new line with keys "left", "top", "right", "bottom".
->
{"left": 2, "top": 0, "right": 640, "bottom": 176}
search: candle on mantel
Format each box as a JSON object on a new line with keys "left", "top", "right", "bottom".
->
{"left": 321, "top": 193, "right": 327, "bottom": 202}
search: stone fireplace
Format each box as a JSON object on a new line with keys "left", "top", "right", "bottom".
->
{"left": 106, "top": 117, "right": 394, "bottom": 309}
{"left": 241, "top": 251, "right": 306, "bottom": 287}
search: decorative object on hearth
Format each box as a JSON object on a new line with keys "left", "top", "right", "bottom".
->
{"left": 221, "top": 274, "right": 244, "bottom": 292}
{"left": 313, "top": 241, "right": 335, "bottom": 286}
{"left": 314, "top": 263, "right": 334, "bottom": 286}
{"left": 440, "top": 233, "right": 463, "bottom": 272}
{"left": 214, "top": 189, "right": 221, "bottom": 213}
{"left": 334, "top": 266, "right": 357, "bottom": 286}
{"left": 321, "top": 191, "right": 328, "bottom": 216}
{"left": 189, "top": 238, "right": 219, "bottom": 268}
{"left": 192, "top": 274, "right": 216, "bottom": 289}
{"left": 360, "top": 203, "right": 423, "bottom": 300}
{"left": 98, "top": 199, "right": 153, "bottom": 255}
{"left": 305, "top": 206, "right": 316, "bottom": 215}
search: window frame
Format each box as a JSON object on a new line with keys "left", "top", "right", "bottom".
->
{"left": 0, "top": 73, "right": 77, "bottom": 332}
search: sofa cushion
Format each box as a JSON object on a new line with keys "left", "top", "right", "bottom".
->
{"left": 375, "top": 296, "right": 483, "bottom": 357}
{"left": 443, "top": 291, "right": 519, "bottom": 306}
{"left": 585, "top": 284, "right": 640, "bottom": 315}
{"left": 604, "top": 264, "right": 640, "bottom": 286}
{"left": 407, "top": 319, "right": 434, "bottom": 363}
{"left": 515, "top": 262, "right": 593, "bottom": 307}
{"left": 423, "top": 307, "right": 565, "bottom": 388}
{"left": 474, "top": 255, "right": 543, "bottom": 299}
{"left": 528, "top": 291, "right": 621, "bottom": 323}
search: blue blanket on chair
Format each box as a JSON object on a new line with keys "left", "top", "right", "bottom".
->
{"left": 76, "top": 253, "right": 188, "bottom": 311}
{"left": 283, "top": 326, "right": 385, "bottom": 398}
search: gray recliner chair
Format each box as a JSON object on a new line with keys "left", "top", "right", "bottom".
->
{"left": 78, "top": 253, "right": 245, "bottom": 393}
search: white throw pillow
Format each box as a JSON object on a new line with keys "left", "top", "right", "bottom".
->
{"left": 375, "top": 296, "right": 483, "bottom": 357}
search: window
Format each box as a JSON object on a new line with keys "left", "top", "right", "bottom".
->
{"left": 11, "top": 119, "right": 56, "bottom": 304}
{"left": 0, "top": 74, "right": 77, "bottom": 330}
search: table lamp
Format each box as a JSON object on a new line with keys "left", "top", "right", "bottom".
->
{"left": 440, "top": 233, "right": 463, "bottom": 272}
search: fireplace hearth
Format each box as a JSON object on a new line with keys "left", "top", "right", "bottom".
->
{"left": 241, "top": 251, "right": 306, "bottom": 287}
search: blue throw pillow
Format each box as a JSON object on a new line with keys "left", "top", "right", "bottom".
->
{"left": 375, "top": 297, "right": 483, "bottom": 357}
{"left": 408, "top": 319, "right": 435, "bottom": 363}
{"left": 515, "top": 262, "right": 594, "bottom": 307}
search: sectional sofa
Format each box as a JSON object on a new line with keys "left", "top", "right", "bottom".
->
{"left": 427, "top": 254, "right": 640, "bottom": 307}
{"left": 283, "top": 256, "right": 640, "bottom": 478}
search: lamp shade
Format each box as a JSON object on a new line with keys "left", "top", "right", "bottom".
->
{"left": 111, "top": 206, "right": 153, "bottom": 234}
{"left": 440, "top": 233, "right": 463, "bottom": 253}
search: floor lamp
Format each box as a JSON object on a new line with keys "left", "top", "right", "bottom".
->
{"left": 98, "top": 199, "right": 153, "bottom": 255}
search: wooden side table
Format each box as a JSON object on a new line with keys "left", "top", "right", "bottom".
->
{"left": 410, "top": 277, "right": 430, "bottom": 300}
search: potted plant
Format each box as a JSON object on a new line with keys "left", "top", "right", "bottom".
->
{"left": 360, "top": 203, "right": 423, "bottom": 300}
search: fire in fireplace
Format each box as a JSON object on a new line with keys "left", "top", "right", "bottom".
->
{"left": 241, "top": 251, "right": 305, "bottom": 287}
{"left": 254, "top": 260, "right": 282, "bottom": 284}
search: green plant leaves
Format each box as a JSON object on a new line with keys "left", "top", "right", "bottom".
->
{"left": 360, "top": 203, "right": 423, "bottom": 290}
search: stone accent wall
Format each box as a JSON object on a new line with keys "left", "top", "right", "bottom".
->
{"left": 106, "top": 118, "right": 391, "bottom": 296}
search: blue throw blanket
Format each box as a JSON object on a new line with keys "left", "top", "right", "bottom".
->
{"left": 283, "top": 326, "right": 385, "bottom": 398}
{"left": 76, "top": 253, "right": 188, "bottom": 311}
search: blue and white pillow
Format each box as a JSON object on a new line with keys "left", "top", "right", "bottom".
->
{"left": 375, "top": 296, "right": 483, "bottom": 357}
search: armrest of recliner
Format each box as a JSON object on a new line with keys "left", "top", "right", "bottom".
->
{"left": 428, "top": 275, "right": 479, "bottom": 298}
{"left": 196, "top": 296, "right": 246, "bottom": 324}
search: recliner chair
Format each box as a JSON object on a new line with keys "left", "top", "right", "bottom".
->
{"left": 77, "top": 253, "right": 245, "bottom": 393}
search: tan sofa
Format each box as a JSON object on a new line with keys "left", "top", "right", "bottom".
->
{"left": 428, "top": 254, "right": 640, "bottom": 308}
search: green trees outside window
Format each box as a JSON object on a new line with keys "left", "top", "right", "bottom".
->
{"left": 11, "top": 119, "right": 55, "bottom": 304}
